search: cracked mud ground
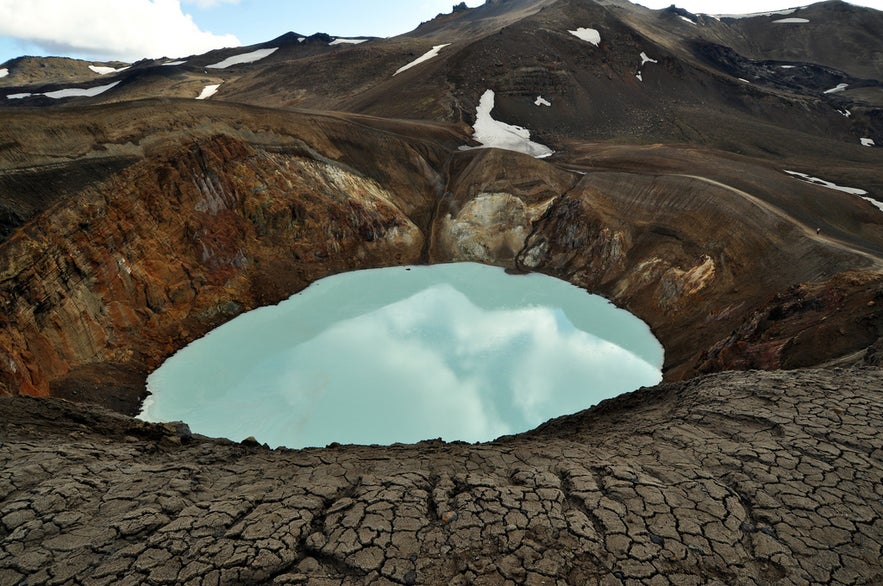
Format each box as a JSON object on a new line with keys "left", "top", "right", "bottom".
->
{"left": 1, "top": 367, "right": 882, "bottom": 585}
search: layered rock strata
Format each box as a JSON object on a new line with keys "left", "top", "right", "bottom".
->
{"left": 0, "top": 130, "right": 443, "bottom": 406}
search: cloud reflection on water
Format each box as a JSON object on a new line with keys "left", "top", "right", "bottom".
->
{"left": 140, "top": 264, "right": 663, "bottom": 448}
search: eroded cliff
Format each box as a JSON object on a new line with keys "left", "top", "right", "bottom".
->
{"left": 1, "top": 107, "right": 882, "bottom": 409}
{"left": 0, "top": 125, "right": 446, "bottom": 408}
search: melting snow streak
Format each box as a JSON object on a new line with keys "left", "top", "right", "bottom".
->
{"left": 863, "top": 197, "right": 883, "bottom": 212}
{"left": 43, "top": 81, "right": 121, "bottom": 98}
{"left": 784, "top": 170, "right": 867, "bottom": 195}
{"left": 785, "top": 170, "right": 882, "bottom": 213}
{"left": 89, "top": 64, "right": 129, "bottom": 75}
{"left": 394, "top": 44, "right": 450, "bottom": 76}
{"left": 824, "top": 83, "right": 848, "bottom": 94}
{"left": 717, "top": 8, "right": 794, "bottom": 18}
{"left": 470, "top": 89, "right": 553, "bottom": 158}
{"left": 637, "top": 52, "right": 658, "bottom": 82}
{"left": 207, "top": 47, "right": 278, "bottom": 69}
{"left": 8, "top": 81, "right": 121, "bottom": 100}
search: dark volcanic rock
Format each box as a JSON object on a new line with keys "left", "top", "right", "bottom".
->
{"left": 696, "top": 270, "right": 883, "bottom": 373}
{"left": 1, "top": 367, "right": 881, "bottom": 584}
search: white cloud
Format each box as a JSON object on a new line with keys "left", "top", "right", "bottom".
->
{"left": 143, "top": 272, "right": 663, "bottom": 449}
{"left": 0, "top": 0, "right": 240, "bottom": 62}
{"left": 183, "top": 0, "right": 239, "bottom": 7}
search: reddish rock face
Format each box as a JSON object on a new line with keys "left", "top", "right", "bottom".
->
{"left": 0, "top": 131, "right": 441, "bottom": 407}
{"left": 696, "top": 271, "right": 883, "bottom": 374}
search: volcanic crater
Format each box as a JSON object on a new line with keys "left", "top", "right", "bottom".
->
{"left": 1, "top": 0, "right": 882, "bottom": 584}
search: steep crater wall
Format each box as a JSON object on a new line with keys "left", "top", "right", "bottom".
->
{"left": 1, "top": 125, "right": 881, "bottom": 412}
{"left": 0, "top": 131, "right": 444, "bottom": 409}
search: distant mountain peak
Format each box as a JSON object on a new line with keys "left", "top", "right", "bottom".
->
{"left": 268, "top": 32, "right": 308, "bottom": 45}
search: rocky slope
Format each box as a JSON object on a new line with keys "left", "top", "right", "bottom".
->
{"left": 1, "top": 366, "right": 881, "bottom": 584}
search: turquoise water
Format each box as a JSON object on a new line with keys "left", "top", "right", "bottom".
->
{"left": 138, "top": 263, "right": 663, "bottom": 448}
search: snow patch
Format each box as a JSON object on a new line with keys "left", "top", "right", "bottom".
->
{"left": 162, "top": 60, "right": 187, "bottom": 66}
{"left": 89, "top": 64, "right": 129, "bottom": 75}
{"left": 468, "top": 89, "right": 553, "bottom": 159}
{"left": 43, "top": 81, "right": 121, "bottom": 99}
{"left": 298, "top": 37, "right": 305, "bottom": 43}
{"left": 823, "top": 83, "right": 848, "bottom": 94}
{"left": 860, "top": 138, "right": 875, "bottom": 147}
{"left": 394, "top": 44, "right": 450, "bottom": 76}
{"left": 569, "top": 28, "right": 601, "bottom": 47}
{"left": 678, "top": 15, "right": 696, "bottom": 25}
{"left": 838, "top": 109, "right": 852, "bottom": 118}
{"left": 717, "top": 8, "right": 795, "bottom": 18}
{"left": 779, "top": 65, "right": 797, "bottom": 69}
{"left": 7, "top": 80, "right": 120, "bottom": 100}
{"left": 534, "top": 96, "right": 551, "bottom": 107}
{"left": 773, "top": 17, "right": 809, "bottom": 23}
{"left": 863, "top": 197, "right": 883, "bottom": 212}
{"left": 0, "top": 68, "right": 8, "bottom": 78}
{"left": 207, "top": 47, "right": 278, "bottom": 69}
{"left": 330, "top": 38, "right": 368, "bottom": 45}
{"left": 196, "top": 84, "right": 221, "bottom": 100}
{"left": 636, "top": 51, "right": 658, "bottom": 82}
{"left": 784, "top": 170, "right": 867, "bottom": 195}
{"left": 738, "top": 78, "right": 751, "bottom": 83}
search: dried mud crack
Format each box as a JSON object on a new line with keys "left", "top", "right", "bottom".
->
{"left": 2, "top": 367, "right": 881, "bottom": 585}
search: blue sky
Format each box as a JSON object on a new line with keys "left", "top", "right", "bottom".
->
{"left": 1, "top": 0, "right": 881, "bottom": 66}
